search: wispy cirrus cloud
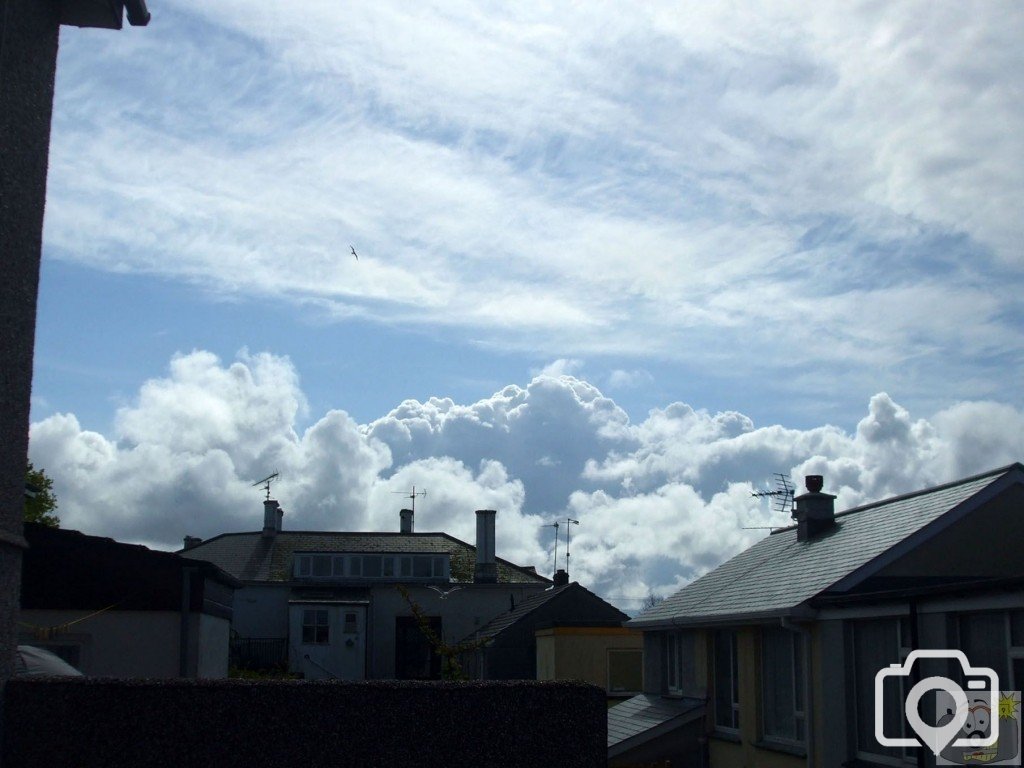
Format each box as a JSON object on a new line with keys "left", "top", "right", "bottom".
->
{"left": 44, "top": 0, "right": 1023, "bottom": 417}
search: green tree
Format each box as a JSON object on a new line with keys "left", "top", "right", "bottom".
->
{"left": 25, "top": 462, "right": 59, "bottom": 527}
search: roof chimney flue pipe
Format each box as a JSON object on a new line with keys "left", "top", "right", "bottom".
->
{"left": 794, "top": 475, "right": 836, "bottom": 542}
{"left": 400, "top": 508, "right": 414, "bottom": 534}
{"left": 474, "top": 509, "right": 498, "bottom": 584}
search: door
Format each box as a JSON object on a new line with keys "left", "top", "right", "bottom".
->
{"left": 288, "top": 604, "right": 366, "bottom": 680}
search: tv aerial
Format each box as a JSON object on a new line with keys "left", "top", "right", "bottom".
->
{"left": 751, "top": 473, "right": 795, "bottom": 517}
{"left": 252, "top": 471, "right": 279, "bottom": 501}
{"left": 564, "top": 518, "right": 580, "bottom": 579}
{"left": 393, "top": 486, "right": 427, "bottom": 512}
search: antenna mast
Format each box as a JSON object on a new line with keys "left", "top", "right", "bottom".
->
{"left": 541, "top": 521, "right": 560, "bottom": 578}
{"left": 392, "top": 486, "right": 427, "bottom": 513}
{"left": 252, "top": 471, "right": 279, "bottom": 500}
{"left": 564, "top": 518, "right": 579, "bottom": 579}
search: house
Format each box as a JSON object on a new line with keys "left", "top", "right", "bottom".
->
{"left": 180, "top": 502, "right": 551, "bottom": 679}
{"left": 613, "top": 463, "right": 1024, "bottom": 768}
{"left": 462, "top": 569, "right": 643, "bottom": 696}
{"left": 19, "top": 522, "right": 239, "bottom": 678}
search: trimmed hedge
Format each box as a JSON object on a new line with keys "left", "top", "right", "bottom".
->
{"left": 3, "top": 678, "right": 605, "bottom": 767}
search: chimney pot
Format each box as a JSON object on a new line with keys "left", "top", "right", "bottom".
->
{"left": 182, "top": 535, "right": 202, "bottom": 550}
{"left": 474, "top": 509, "right": 498, "bottom": 584}
{"left": 552, "top": 569, "right": 569, "bottom": 587}
{"left": 805, "top": 475, "right": 824, "bottom": 493}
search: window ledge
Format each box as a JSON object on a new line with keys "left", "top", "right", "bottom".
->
{"left": 710, "top": 730, "right": 741, "bottom": 744}
{"left": 754, "top": 739, "right": 807, "bottom": 758}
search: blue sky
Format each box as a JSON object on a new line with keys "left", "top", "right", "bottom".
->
{"left": 30, "top": 2, "right": 1024, "bottom": 610}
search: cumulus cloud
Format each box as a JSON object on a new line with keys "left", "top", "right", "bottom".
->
{"left": 29, "top": 350, "right": 1024, "bottom": 612}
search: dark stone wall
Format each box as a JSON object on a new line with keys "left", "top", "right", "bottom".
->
{"left": 0, "top": 0, "right": 61, "bottom": 686}
{"left": 3, "top": 678, "right": 606, "bottom": 767}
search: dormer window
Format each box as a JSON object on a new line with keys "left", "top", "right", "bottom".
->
{"left": 294, "top": 553, "right": 449, "bottom": 581}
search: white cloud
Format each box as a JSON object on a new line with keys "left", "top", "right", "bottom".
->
{"left": 42, "top": 0, "right": 1023, "bottom": 411}
{"left": 606, "top": 368, "right": 653, "bottom": 390}
{"left": 28, "top": 350, "right": 1024, "bottom": 612}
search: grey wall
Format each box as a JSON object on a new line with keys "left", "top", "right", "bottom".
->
{"left": 0, "top": 0, "right": 60, "bottom": 689}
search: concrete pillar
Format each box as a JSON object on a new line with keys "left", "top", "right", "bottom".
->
{"left": 0, "top": 0, "right": 61, "bottom": 690}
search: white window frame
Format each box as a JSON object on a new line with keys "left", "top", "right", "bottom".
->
{"left": 664, "top": 632, "right": 680, "bottom": 694}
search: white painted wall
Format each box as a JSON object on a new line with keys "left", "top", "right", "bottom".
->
{"left": 196, "top": 613, "right": 230, "bottom": 678}
{"left": 231, "top": 585, "right": 290, "bottom": 638}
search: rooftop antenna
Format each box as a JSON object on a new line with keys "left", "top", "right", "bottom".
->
{"left": 541, "top": 521, "right": 560, "bottom": 578}
{"left": 252, "top": 471, "right": 279, "bottom": 501}
{"left": 392, "top": 485, "right": 427, "bottom": 513}
{"left": 564, "top": 518, "right": 580, "bottom": 579}
{"left": 751, "top": 472, "right": 795, "bottom": 519}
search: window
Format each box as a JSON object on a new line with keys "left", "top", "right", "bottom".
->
{"left": 852, "top": 617, "right": 911, "bottom": 763}
{"left": 294, "top": 553, "right": 449, "bottom": 580}
{"left": 665, "top": 632, "right": 680, "bottom": 693}
{"left": 609, "top": 649, "right": 643, "bottom": 695}
{"left": 714, "top": 630, "right": 740, "bottom": 731}
{"left": 343, "top": 612, "right": 358, "bottom": 634}
{"left": 761, "top": 627, "right": 806, "bottom": 744}
{"left": 958, "top": 610, "right": 1024, "bottom": 691}
{"left": 302, "top": 609, "right": 330, "bottom": 644}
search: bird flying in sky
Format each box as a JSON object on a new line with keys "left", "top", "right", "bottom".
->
{"left": 350, "top": 245, "right": 359, "bottom": 261}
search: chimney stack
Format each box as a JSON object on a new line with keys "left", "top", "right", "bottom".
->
{"left": 474, "top": 509, "right": 498, "bottom": 584}
{"left": 182, "top": 535, "right": 202, "bottom": 550}
{"left": 794, "top": 475, "right": 836, "bottom": 542}
{"left": 400, "top": 508, "right": 414, "bottom": 534}
{"left": 263, "top": 499, "right": 282, "bottom": 538}
{"left": 552, "top": 569, "right": 569, "bottom": 587}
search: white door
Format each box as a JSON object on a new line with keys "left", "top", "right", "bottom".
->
{"left": 289, "top": 604, "right": 366, "bottom": 680}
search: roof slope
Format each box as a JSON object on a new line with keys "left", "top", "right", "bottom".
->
{"left": 607, "top": 694, "right": 704, "bottom": 755}
{"left": 181, "top": 531, "right": 549, "bottom": 585}
{"left": 21, "top": 523, "right": 238, "bottom": 613}
{"left": 470, "top": 582, "right": 629, "bottom": 642}
{"left": 630, "top": 464, "right": 1023, "bottom": 628}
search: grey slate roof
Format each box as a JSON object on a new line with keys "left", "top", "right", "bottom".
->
{"left": 180, "top": 531, "right": 550, "bottom": 585}
{"left": 607, "top": 694, "right": 704, "bottom": 755}
{"left": 470, "top": 583, "right": 573, "bottom": 642}
{"left": 630, "top": 464, "right": 1023, "bottom": 628}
